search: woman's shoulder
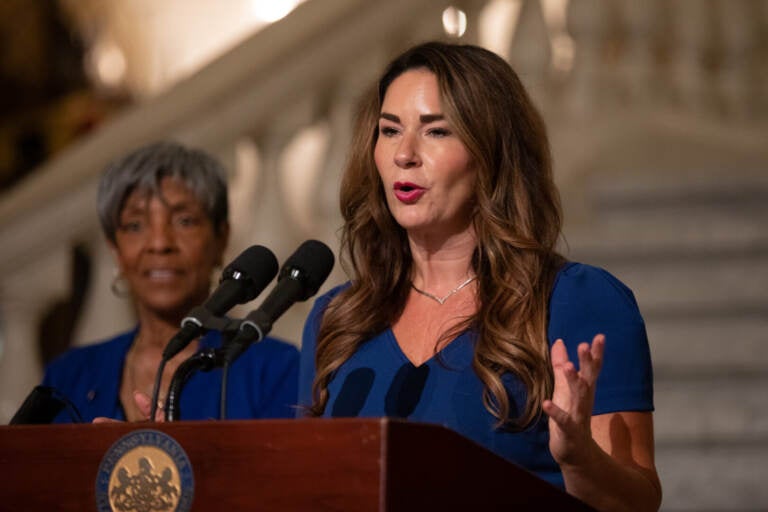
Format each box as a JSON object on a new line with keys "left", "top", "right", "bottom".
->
{"left": 551, "top": 261, "right": 640, "bottom": 310}
{"left": 48, "top": 332, "right": 132, "bottom": 366}
{"left": 313, "top": 282, "right": 352, "bottom": 308}
{"left": 43, "top": 331, "right": 133, "bottom": 381}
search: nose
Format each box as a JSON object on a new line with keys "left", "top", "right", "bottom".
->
{"left": 146, "top": 220, "right": 175, "bottom": 253}
{"left": 394, "top": 132, "right": 421, "bottom": 169}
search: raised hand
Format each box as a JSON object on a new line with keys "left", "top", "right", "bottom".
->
{"left": 92, "top": 391, "right": 166, "bottom": 423}
{"left": 133, "top": 391, "right": 166, "bottom": 422}
{"left": 542, "top": 334, "right": 605, "bottom": 467}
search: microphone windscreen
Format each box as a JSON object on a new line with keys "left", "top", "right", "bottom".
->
{"left": 280, "top": 240, "right": 335, "bottom": 299}
{"left": 331, "top": 368, "right": 376, "bottom": 417}
{"left": 220, "top": 245, "right": 279, "bottom": 303}
{"left": 385, "top": 363, "right": 430, "bottom": 418}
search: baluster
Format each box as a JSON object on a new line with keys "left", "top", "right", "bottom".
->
{"left": 616, "top": 0, "right": 660, "bottom": 104}
{"left": 717, "top": 0, "right": 761, "bottom": 119}
{"left": 670, "top": 0, "right": 719, "bottom": 113}
{"left": 509, "top": 0, "right": 552, "bottom": 102}
{"left": 242, "top": 138, "right": 296, "bottom": 260}
{"left": 564, "top": 0, "right": 612, "bottom": 115}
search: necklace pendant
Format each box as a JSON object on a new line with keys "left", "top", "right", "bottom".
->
{"left": 410, "top": 275, "right": 476, "bottom": 305}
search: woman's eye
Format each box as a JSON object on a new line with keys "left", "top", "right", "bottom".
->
{"left": 176, "top": 216, "right": 199, "bottom": 227}
{"left": 119, "top": 221, "right": 143, "bottom": 232}
{"left": 379, "top": 126, "right": 399, "bottom": 137}
{"left": 427, "top": 127, "right": 450, "bottom": 138}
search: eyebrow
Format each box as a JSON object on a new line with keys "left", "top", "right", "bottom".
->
{"left": 380, "top": 112, "right": 445, "bottom": 124}
{"left": 120, "top": 198, "right": 199, "bottom": 216}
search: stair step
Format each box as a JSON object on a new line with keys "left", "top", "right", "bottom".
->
{"left": 647, "top": 314, "right": 768, "bottom": 372}
{"left": 575, "top": 256, "right": 768, "bottom": 314}
{"left": 653, "top": 374, "right": 768, "bottom": 443}
{"left": 586, "top": 170, "right": 768, "bottom": 213}
{"left": 563, "top": 212, "right": 768, "bottom": 260}
{"left": 656, "top": 442, "right": 768, "bottom": 511}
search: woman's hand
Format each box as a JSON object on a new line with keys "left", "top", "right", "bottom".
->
{"left": 542, "top": 334, "right": 605, "bottom": 467}
{"left": 92, "top": 391, "right": 166, "bottom": 423}
{"left": 133, "top": 391, "right": 166, "bottom": 422}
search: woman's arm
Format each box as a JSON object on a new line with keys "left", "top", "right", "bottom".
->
{"left": 543, "top": 336, "right": 662, "bottom": 512}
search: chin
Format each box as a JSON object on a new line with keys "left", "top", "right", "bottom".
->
{"left": 140, "top": 293, "right": 201, "bottom": 318}
{"left": 390, "top": 211, "right": 430, "bottom": 231}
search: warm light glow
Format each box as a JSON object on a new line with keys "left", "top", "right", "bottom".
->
{"left": 89, "top": 39, "right": 127, "bottom": 89}
{"left": 250, "top": 0, "right": 305, "bottom": 23}
{"left": 478, "top": 0, "right": 523, "bottom": 60}
{"left": 551, "top": 33, "right": 575, "bottom": 72}
{"left": 541, "top": 0, "right": 574, "bottom": 72}
{"left": 442, "top": 7, "right": 468, "bottom": 38}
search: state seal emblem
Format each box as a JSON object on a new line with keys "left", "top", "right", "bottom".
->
{"left": 96, "top": 429, "right": 194, "bottom": 512}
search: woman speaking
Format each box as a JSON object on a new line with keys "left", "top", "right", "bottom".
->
{"left": 300, "top": 42, "right": 661, "bottom": 511}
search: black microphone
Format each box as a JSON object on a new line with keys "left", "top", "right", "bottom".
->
{"left": 385, "top": 363, "right": 430, "bottom": 418}
{"left": 10, "top": 386, "right": 83, "bottom": 424}
{"left": 331, "top": 368, "right": 376, "bottom": 417}
{"left": 162, "top": 245, "right": 279, "bottom": 361}
{"left": 221, "top": 240, "right": 335, "bottom": 365}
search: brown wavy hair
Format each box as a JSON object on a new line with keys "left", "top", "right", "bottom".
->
{"left": 310, "top": 41, "right": 564, "bottom": 428}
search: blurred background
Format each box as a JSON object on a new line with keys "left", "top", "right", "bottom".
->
{"left": 0, "top": 0, "right": 765, "bottom": 509}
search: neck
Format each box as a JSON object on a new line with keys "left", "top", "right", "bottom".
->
{"left": 133, "top": 310, "right": 188, "bottom": 351}
{"left": 408, "top": 227, "right": 476, "bottom": 293}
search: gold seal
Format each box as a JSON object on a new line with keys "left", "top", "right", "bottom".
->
{"left": 108, "top": 446, "right": 180, "bottom": 512}
{"left": 97, "top": 430, "right": 193, "bottom": 512}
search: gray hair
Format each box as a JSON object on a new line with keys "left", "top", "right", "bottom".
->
{"left": 97, "top": 141, "right": 229, "bottom": 242}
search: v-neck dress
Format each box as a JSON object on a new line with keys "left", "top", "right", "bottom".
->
{"left": 298, "top": 262, "right": 654, "bottom": 489}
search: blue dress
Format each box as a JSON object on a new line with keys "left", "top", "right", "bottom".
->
{"left": 298, "top": 262, "right": 654, "bottom": 488}
{"left": 43, "top": 329, "right": 299, "bottom": 422}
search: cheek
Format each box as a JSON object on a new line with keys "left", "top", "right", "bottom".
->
{"left": 446, "top": 165, "right": 477, "bottom": 208}
{"left": 112, "top": 244, "right": 137, "bottom": 272}
{"left": 373, "top": 149, "right": 386, "bottom": 179}
{"left": 181, "top": 235, "right": 219, "bottom": 266}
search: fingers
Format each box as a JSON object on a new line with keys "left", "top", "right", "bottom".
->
{"left": 579, "top": 334, "right": 605, "bottom": 383}
{"left": 93, "top": 417, "right": 121, "bottom": 424}
{"left": 543, "top": 399, "right": 575, "bottom": 431}
{"left": 548, "top": 334, "right": 606, "bottom": 422}
{"left": 550, "top": 338, "right": 569, "bottom": 366}
{"left": 133, "top": 391, "right": 166, "bottom": 422}
{"left": 134, "top": 391, "right": 153, "bottom": 419}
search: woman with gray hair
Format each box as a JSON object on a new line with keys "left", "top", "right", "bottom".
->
{"left": 42, "top": 141, "right": 298, "bottom": 422}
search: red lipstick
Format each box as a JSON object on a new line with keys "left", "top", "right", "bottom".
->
{"left": 393, "top": 181, "right": 426, "bottom": 203}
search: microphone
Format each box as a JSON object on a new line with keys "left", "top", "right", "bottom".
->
{"left": 161, "top": 245, "right": 279, "bottom": 361}
{"left": 331, "top": 368, "right": 376, "bottom": 417}
{"left": 385, "top": 363, "right": 430, "bottom": 418}
{"left": 10, "top": 386, "right": 83, "bottom": 424}
{"left": 221, "top": 240, "right": 335, "bottom": 365}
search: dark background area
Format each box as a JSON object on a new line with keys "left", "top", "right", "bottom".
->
{"left": 0, "top": 0, "right": 126, "bottom": 192}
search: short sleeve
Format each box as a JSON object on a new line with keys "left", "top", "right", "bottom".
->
{"left": 547, "top": 262, "right": 654, "bottom": 414}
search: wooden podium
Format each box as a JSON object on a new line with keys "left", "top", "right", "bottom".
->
{"left": 0, "top": 418, "right": 595, "bottom": 511}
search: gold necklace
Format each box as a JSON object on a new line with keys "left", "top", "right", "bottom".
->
{"left": 410, "top": 276, "right": 477, "bottom": 305}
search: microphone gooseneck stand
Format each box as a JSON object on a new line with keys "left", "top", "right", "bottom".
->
{"left": 161, "top": 240, "right": 335, "bottom": 422}
{"left": 164, "top": 348, "right": 222, "bottom": 422}
{"left": 159, "top": 313, "right": 244, "bottom": 422}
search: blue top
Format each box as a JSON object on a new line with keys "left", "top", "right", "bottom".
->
{"left": 299, "top": 262, "right": 654, "bottom": 488}
{"left": 43, "top": 329, "right": 299, "bottom": 423}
